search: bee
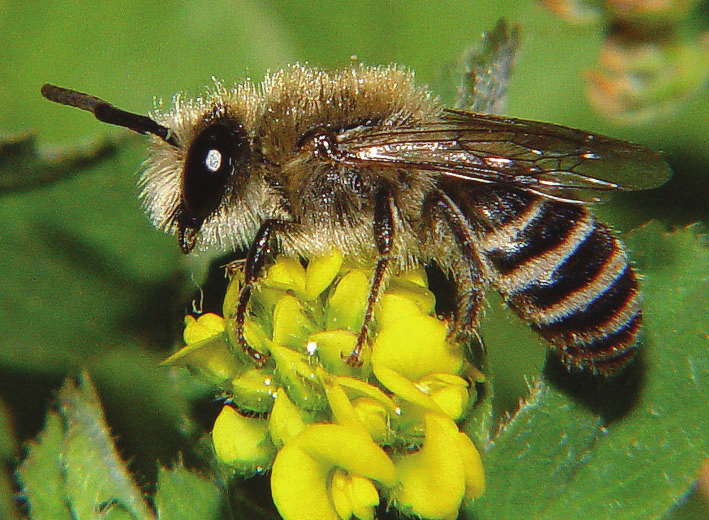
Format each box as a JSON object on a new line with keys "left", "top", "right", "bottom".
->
{"left": 41, "top": 63, "right": 670, "bottom": 375}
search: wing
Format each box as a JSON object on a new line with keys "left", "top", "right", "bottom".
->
{"left": 335, "top": 109, "right": 672, "bottom": 203}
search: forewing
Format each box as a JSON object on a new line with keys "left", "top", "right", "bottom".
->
{"left": 337, "top": 110, "right": 671, "bottom": 202}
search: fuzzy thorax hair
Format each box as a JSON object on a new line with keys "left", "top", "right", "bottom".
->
{"left": 139, "top": 64, "right": 441, "bottom": 254}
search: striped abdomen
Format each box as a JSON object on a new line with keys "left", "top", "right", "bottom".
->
{"left": 474, "top": 189, "right": 641, "bottom": 375}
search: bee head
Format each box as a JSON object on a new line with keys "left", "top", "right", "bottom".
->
{"left": 153, "top": 101, "right": 255, "bottom": 254}
{"left": 41, "top": 83, "right": 268, "bottom": 254}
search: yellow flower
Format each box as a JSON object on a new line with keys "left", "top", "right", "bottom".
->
{"left": 371, "top": 313, "right": 467, "bottom": 429}
{"left": 325, "top": 269, "right": 370, "bottom": 333}
{"left": 271, "top": 294, "right": 315, "bottom": 349}
{"left": 303, "top": 249, "right": 344, "bottom": 300}
{"left": 307, "top": 330, "right": 370, "bottom": 378}
{"left": 262, "top": 256, "right": 307, "bottom": 295}
{"left": 331, "top": 469, "right": 380, "bottom": 520}
{"left": 335, "top": 376, "right": 398, "bottom": 443}
{"left": 373, "top": 314, "right": 463, "bottom": 381}
{"left": 376, "top": 271, "right": 436, "bottom": 329}
{"left": 388, "top": 413, "right": 485, "bottom": 519}
{"left": 268, "top": 389, "right": 310, "bottom": 448}
{"left": 270, "top": 342, "right": 328, "bottom": 411}
{"left": 271, "top": 424, "right": 396, "bottom": 520}
{"left": 351, "top": 397, "right": 390, "bottom": 444}
{"left": 211, "top": 405, "right": 276, "bottom": 475}
{"left": 416, "top": 372, "right": 471, "bottom": 421}
{"left": 183, "top": 313, "right": 225, "bottom": 344}
{"left": 162, "top": 314, "right": 243, "bottom": 386}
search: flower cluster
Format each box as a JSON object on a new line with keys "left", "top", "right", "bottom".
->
{"left": 165, "top": 251, "right": 485, "bottom": 519}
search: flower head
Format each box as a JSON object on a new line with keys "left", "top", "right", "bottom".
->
{"left": 165, "top": 251, "right": 486, "bottom": 519}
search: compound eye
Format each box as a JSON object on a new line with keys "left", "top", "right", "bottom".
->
{"left": 182, "top": 123, "right": 244, "bottom": 219}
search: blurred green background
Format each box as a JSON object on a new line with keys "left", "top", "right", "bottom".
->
{"left": 1, "top": 1, "right": 706, "bottom": 518}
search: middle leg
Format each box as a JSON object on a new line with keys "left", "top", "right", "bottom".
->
{"left": 345, "top": 186, "right": 395, "bottom": 366}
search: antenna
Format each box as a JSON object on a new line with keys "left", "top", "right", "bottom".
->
{"left": 41, "top": 84, "right": 177, "bottom": 146}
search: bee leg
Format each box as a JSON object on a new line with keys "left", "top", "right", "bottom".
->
{"left": 448, "top": 255, "right": 486, "bottom": 345}
{"left": 233, "top": 219, "right": 284, "bottom": 367}
{"left": 345, "top": 188, "right": 394, "bottom": 366}
{"left": 428, "top": 190, "right": 487, "bottom": 344}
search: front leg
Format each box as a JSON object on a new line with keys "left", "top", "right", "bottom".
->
{"left": 345, "top": 187, "right": 394, "bottom": 366}
{"left": 234, "top": 219, "right": 285, "bottom": 366}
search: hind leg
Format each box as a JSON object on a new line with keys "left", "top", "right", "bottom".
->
{"left": 422, "top": 189, "right": 489, "bottom": 343}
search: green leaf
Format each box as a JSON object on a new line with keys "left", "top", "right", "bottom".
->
{"left": 18, "top": 372, "right": 237, "bottom": 520}
{"left": 16, "top": 411, "right": 72, "bottom": 520}
{"left": 17, "top": 372, "right": 155, "bottom": 520}
{"left": 466, "top": 223, "right": 708, "bottom": 519}
{"left": 463, "top": 355, "right": 496, "bottom": 450}
{"left": 154, "top": 464, "right": 226, "bottom": 520}
{"left": 467, "top": 381, "right": 602, "bottom": 518}
{"left": 60, "top": 372, "right": 155, "bottom": 520}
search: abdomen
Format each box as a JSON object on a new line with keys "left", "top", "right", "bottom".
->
{"left": 465, "top": 187, "right": 641, "bottom": 375}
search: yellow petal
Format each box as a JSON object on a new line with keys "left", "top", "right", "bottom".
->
{"left": 325, "top": 269, "right": 370, "bottom": 332}
{"left": 349, "top": 474, "right": 379, "bottom": 520}
{"left": 330, "top": 468, "right": 353, "bottom": 520}
{"left": 336, "top": 376, "right": 398, "bottom": 417}
{"left": 223, "top": 314, "right": 270, "bottom": 363}
{"left": 321, "top": 373, "right": 364, "bottom": 432}
{"left": 373, "top": 315, "right": 462, "bottom": 381}
{"left": 272, "top": 294, "right": 313, "bottom": 349}
{"left": 320, "top": 375, "right": 392, "bottom": 443}
{"left": 263, "top": 255, "right": 306, "bottom": 294}
{"left": 242, "top": 316, "right": 270, "bottom": 355}
{"left": 393, "top": 267, "right": 428, "bottom": 288}
{"left": 308, "top": 330, "right": 370, "bottom": 378}
{"left": 390, "top": 413, "right": 466, "bottom": 519}
{"left": 352, "top": 397, "right": 391, "bottom": 444}
{"left": 248, "top": 285, "right": 288, "bottom": 319}
{"left": 271, "top": 443, "right": 339, "bottom": 520}
{"left": 294, "top": 424, "right": 397, "bottom": 487}
{"left": 183, "top": 313, "right": 225, "bottom": 344}
{"left": 212, "top": 406, "right": 275, "bottom": 474}
{"left": 376, "top": 293, "right": 426, "bottom": 330}
{"left": 329, "top": 469, "right": 379, "bottom": 520}
{"left": 269, "top": 389, "right": 309, "bottom": 448}
{"left": 417, "top": 373, "right": 470, "bottom": 421}
{"left": 373, "top": 364, "right": 442, "bottom": 413}
{"left": 456, "top": 431, "right": 486, "bottom": 499}
{"left": 304, "top": 249, "right": 344, "bottom": 300}
{"left": 163, "top": 334, "right": 243, "bottom": 386}
{"left": 272, "top": 424, "right": 396, "bottom": 520}
{"left": 222, "top": 271, "right": 243, "bottom": 320}
{"left": 383, "top": 276, "right": 436, "bottom": 315}
{"left": 270, "top": 344, "right": 327, "bottom": 411}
